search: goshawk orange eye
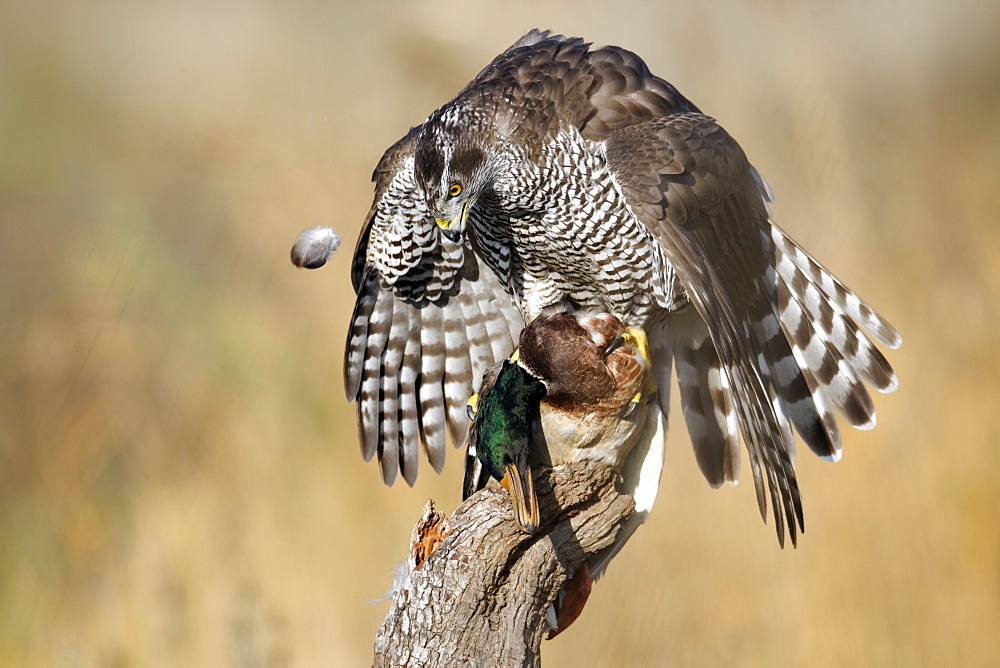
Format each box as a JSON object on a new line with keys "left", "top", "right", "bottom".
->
{"left": 448, "top": 183, "right": 462, "bottom": 198}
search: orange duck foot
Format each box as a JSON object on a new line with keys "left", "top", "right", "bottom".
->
{"left": 547, "top": 563, "right": 593, "bottom": 639}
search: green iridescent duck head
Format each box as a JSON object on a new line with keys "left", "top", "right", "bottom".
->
{"left": 468, "top": 351, "right": 547, "bottom": 533}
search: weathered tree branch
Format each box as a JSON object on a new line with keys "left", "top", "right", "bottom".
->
{"left": 374, "top": 461, "right": 636, "bottom": 667}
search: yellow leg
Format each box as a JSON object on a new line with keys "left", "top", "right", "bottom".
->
{"left": 620, "top": 326, "right": 657, "bottom": 404}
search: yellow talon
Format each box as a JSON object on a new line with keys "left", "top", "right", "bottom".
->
{"left": 466, "top": 393, "right": 480, "bottom": 420}
{"left": 510, "top": 347, "right": 520, "bottom": 362}
{"left": 621, "top": 326, "right": 651, "bottom": 364}
{"left": 620, "top": 326, "right": 656, "bottom": 404}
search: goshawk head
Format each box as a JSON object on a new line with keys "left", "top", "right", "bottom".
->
{"left": 414, "top": 105, "right": 497, "bottom": 242}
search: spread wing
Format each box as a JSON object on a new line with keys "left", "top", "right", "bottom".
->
{"left": 346, "top": 128, "right": 524, "bottom": 486}
{"left": 604, "top": 113, "right": 899, "bottom": 546}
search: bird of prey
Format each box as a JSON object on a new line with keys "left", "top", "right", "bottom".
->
{"left": 320, "top": 29, "right": 900, "bottom": 546}
{"left": 463, "top": 311, "right": 662, "bottom": 534}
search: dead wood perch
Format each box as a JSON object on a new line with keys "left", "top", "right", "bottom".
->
{"left": 374, "top": 461, "right": 636, "bottom": 667}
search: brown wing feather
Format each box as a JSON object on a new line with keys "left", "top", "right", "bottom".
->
{"left": 674, "top": 333, "right": 741, "bottom": 488}
{"left": 441, "top": 31, "right": 698, "bottom": 154}
{"left": 604, "top": 113, "right": 803, "bottom": 545}
{"left": 579, "top": 43, "right": 701, "bottom": 140}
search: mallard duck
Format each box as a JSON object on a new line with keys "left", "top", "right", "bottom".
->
{"left": 464, "top": 311, "right": 662, "bottom": 525}
{"left": 463, "top": 310, "right": 667, "bottom": 634}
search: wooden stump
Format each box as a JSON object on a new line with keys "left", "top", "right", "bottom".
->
{"left": 374, "top": 461, "right": 636, "bottom": 667}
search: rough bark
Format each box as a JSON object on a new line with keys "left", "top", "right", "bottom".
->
{"left": 373, "top": 461, "right": 635, "bottom": 667}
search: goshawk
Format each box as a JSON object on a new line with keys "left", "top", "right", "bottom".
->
{"left": 318, "top": 30, "right": 900, "bottom": 545}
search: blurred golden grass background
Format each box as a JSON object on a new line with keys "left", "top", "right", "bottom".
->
{"left": 2, "top": 0, "right": 998, "bottom": 664}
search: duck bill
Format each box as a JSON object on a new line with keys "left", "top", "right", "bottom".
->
{"left": 500, "top": 463, "right": 540, "bottom": 534}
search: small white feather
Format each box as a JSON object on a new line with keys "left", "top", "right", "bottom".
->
{"left": 291, "top": 225, "right": 341, "bottom": 269}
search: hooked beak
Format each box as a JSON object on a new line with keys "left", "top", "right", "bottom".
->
{"left": 500, "top": 463, "right": 540, "bottom": 534}
{"left": 435, "top": 200, "right": 470, "bottom": 243}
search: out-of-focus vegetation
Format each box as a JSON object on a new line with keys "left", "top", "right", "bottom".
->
{"left": 1, "top": 1, "right": 997, "bottom": 664}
